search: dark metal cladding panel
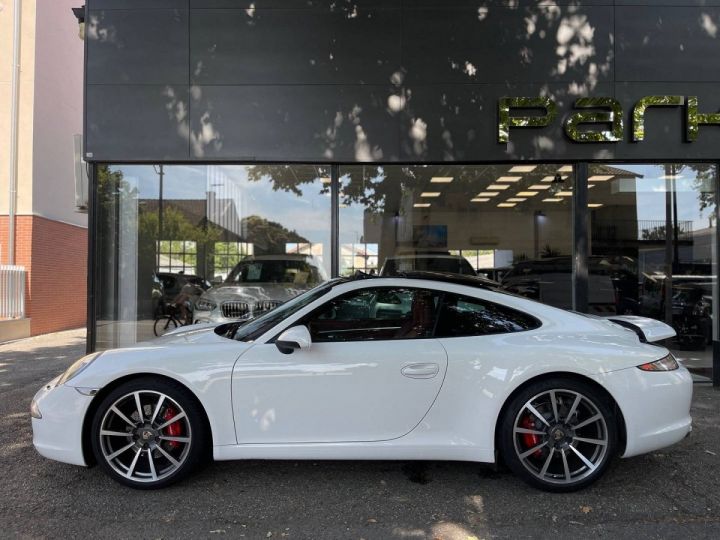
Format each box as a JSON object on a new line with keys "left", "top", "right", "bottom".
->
{"left": 188, "top": 85, "right": 401, "bottom": 161}
{"left": 88, "top": 0, "right": 188, "bottom": 9}
{"left": 86, "top": 8, "right": 189, "bottom": 85}
{"left": 84, "top": 1, "right": 720, "bottom": 162}
{"left": 86, "top": 85, "right": 190, "bottom": 161}
{"left": 190, "top": 7, "right": 401, "bottom": 85}
{"left": 616, "top": 5, "right": 720, "bottom": 83}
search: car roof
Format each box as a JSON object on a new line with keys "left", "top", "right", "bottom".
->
{"left": 343, "top": 270, "right": 501, "bottom": 290}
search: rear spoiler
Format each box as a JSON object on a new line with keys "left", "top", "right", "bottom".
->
{"left": 606, "top": 315, "right": 676, "bottom": 343}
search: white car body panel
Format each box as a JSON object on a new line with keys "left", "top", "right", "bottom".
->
{"left": 31, "top": 277, "right": 693, "bottom": 470}
{"left": 232, "top": 339, "right": 448, "bottom": 443}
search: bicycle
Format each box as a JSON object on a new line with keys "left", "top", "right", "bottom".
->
{"left": 153, "top": 303, "right": 190, "bottom": 337}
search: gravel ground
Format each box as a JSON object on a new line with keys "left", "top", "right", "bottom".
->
{"left": 1, "top": 329, "right": 719, "bottom": 539}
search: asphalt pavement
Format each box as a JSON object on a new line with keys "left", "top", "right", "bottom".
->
{"left": 1, "top": 329, "right": 719, "bottom": 539}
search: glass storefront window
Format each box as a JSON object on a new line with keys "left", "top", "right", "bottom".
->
{"left": 92, "top": 160, "right": 717, "bottom": 384}
{"left": 96, "top": 164, "right": 331, "bottom": 349}
{"left": 588, "top": 163, "right": 717, "bottom": 381}
{"left": 339, "top": 164, "right": 575, "bottom": 309}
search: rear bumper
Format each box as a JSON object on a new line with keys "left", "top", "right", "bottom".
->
{"left": 599, "top": 365, "right": 693, "bottom": 458}
{"left": 31, "top": 377, "right": 92, "bottom": 467}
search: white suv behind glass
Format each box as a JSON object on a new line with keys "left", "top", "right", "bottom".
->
{"left": 194, "top": 254, "right": 328, "bottom": 324}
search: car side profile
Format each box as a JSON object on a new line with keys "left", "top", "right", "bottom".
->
{"left": 31, "top": 272, "right": 692, "bottom": 492}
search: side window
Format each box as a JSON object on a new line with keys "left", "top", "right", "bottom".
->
{"left": 435, "top": 294, "right": 540, "bottom": 338}
{"left": 305, "top": 287, "right": 440, "bottom": 342}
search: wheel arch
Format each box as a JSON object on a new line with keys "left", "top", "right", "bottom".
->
{"left": 492, "top": 371, "right": 627, "bottom": 463}
{"left": 81, "top": 373, "right": 214, "bottom": 466}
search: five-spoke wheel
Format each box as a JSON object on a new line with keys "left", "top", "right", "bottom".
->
{"left": 91, "top": 377, "right": 208, "bottom": 489}
{"left": 500, "top": 378, "right": 617, "bottom": 492}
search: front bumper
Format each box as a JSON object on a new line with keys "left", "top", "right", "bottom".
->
{"left": 600, "top": 365, "right": 693, "bottom": 458}
{"left": 31, "top": 376, "right": 94, "bottom": 466}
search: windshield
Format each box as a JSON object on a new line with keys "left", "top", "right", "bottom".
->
{"left": 221, "top": 280, "right": 340, "bottom": 342}
{"left": 225, "top": 259, "right": 323, "bottom": 286}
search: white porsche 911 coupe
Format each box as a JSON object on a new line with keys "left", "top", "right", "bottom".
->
{"left": 31, "top": 272, "right": 692, "bottom": 492}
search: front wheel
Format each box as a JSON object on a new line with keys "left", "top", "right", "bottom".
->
{"left": 499, "top": 378, "right": 618, "bottom": 492}
{"left": 90, "top": 377, "right": 208, "bottom": 489}
{"left": 154, "top": 315, "right": 179, "bottom": 337}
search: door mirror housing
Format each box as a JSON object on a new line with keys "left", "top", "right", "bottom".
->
{"left": 275, "top": 325, "right": 312, "bottom": 354}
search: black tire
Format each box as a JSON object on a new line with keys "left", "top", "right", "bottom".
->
{"left": 499, "top": 377, "right": 618, "bottom": 492}
{"left": 90, "top": 377, "right": 209, "bottom": 489}
{"left": 153, "top": 316, "right": 179, "bottom": 337}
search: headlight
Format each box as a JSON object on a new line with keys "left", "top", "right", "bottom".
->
{"left": 57, "top": 353, "right": 101, "bottom": 385}
{"left": 637, "top": 354, "right": 679, "bottom": 372}
{"left": 195, "top": 299, "right": 216, "bottom": 311}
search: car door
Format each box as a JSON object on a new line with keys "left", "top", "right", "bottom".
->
{"left": 231, "top": 286, "right": 448, "bottom": 444}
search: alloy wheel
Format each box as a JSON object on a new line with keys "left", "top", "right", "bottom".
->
{"left": 98, "top": 390, "right": 192, "bottom": 483}
{"left": 512, "top": 389, "right": 609, "bottom": 485}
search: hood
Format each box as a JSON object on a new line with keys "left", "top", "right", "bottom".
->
{"left": 200, "top": 283, "right": 308, "bottom": 304}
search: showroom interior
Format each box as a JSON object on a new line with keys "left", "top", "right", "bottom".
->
{"left": 81, "top": 1, "right": 720, "bottom": 384}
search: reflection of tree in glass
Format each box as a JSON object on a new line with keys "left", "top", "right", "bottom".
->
{"left": 240, "top": 215, "right": 308, "bottom": 255}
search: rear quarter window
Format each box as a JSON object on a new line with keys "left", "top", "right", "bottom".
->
{"left": 435, "top": 293, "right": 541, "bottom": 338}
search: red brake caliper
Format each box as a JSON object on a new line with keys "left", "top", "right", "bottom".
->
{"left": 161, "top": 405, "right": 183, "bottom": 450}
{"left": 520, "top": 415, "right": 543, "bottom": 457}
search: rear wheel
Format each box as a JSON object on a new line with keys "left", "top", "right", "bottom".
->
{"left": 90, "top": 377, "right": 208, "bottom": 489}
{"left": 499, "top": 378, "right": 617, "bottom": 492}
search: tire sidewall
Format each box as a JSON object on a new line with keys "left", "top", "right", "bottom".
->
{"left": 499, "top": 378, "right": 618, "bottom": 492}
{"left": 90, "top": 377, "right": 208, "bottom": 489}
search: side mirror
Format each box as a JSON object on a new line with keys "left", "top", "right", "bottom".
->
{"left": 275, "top": 325, "right": 312, "bottom": 354}
{"left": 211, "top": 276, "right": 223, "bottom": 286}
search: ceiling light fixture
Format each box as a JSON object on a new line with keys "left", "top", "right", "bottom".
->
{"left": 516, "top": 191, "right": 539, "bottom": 197}
{"left": 556, "top": 191, "right": 573, "bottom": 197}
{"left": 496, "top": 176, "right": 523, "bottom": 182}
{"left": 497, "top": 202, "right": 517, "bottom": 208}
{"left": 414, "top": 203, "right": 431, "bottom": 208}
{"left": 477, "top": 191, "right": 499, "bottom": 197}
{"left": 420, "top": 192, "right": 441, "bottom": 197}
{"left": 506, "top": 198, "right": 527, "bottom": 202}
{"left": 528, "top": 184, "right": 551, "bottom": 190}
{"left": 430, "top": 176, "right": 454, "bottom": 183}
{"left": 542, "top": 198, "right": 563, "bottom": 202}
{"left": 471, "top": 197, "right": 490, "bottom": 202}
{"left": 487, "top": 184, "right": 510, "bottom": 190}
{"left": 557, "top": 165, "right": 573, "bottom": 173}
{"left": 509, "top": 165, "right": 537, "bottom": 173}
{"left": 588, "top": 175, "right": 614, "bottom": 181}
{"left": 588, "top": 203, "right": 604, "bottom": 208}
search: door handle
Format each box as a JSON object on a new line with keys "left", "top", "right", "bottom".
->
{"left": 401, "top": 363, "right": 440, "bottom": 379}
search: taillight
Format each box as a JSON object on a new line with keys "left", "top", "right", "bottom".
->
{"left": 637, "top": 354, "right": 679, "bottom": 372}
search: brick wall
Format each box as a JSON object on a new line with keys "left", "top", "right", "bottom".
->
{"left": 0, "top": 215, "right": 87, "bottom": 336}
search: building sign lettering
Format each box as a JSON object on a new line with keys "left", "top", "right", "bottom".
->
{"left": 498, "top": 96, "right": 720, "bottom": 143}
